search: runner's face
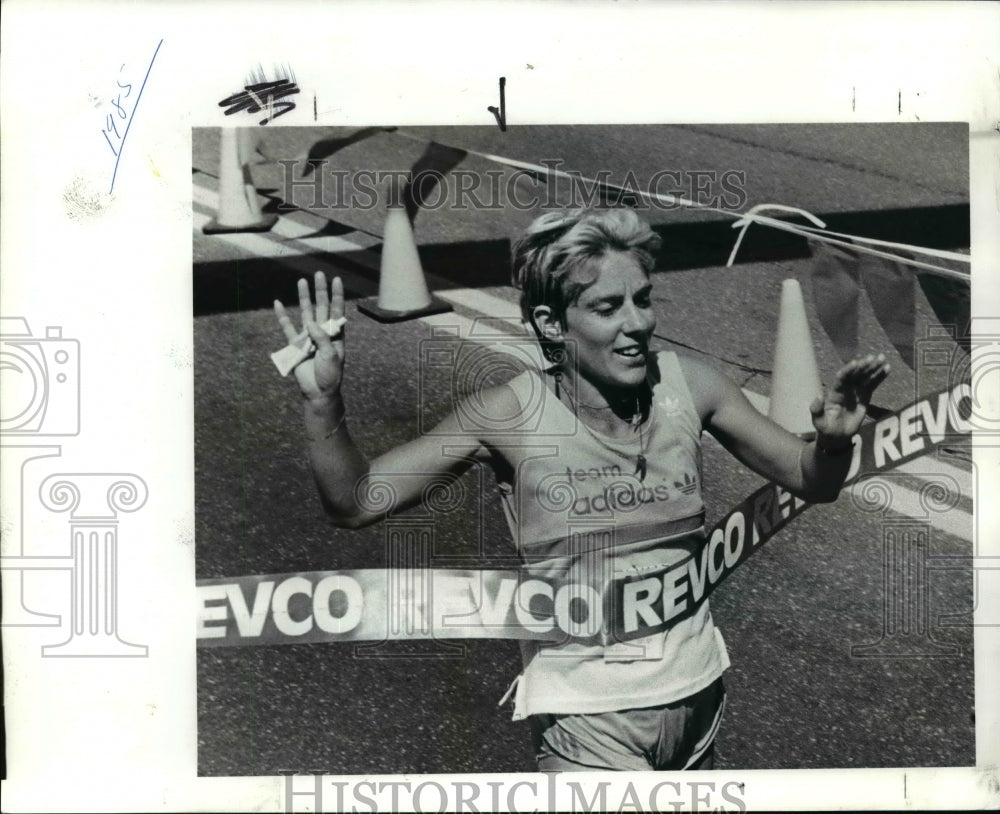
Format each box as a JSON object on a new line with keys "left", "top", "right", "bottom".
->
{"left": 562, "top": 252, "right": 655, "bottom": 391}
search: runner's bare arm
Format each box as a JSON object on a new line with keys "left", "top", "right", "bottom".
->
{"left": 680, "top": 354, "right": 889, "bottom": 502}
{"left": 308, "top": 385, "right": 518, "bottom": 528}
{"left": 275, "top": 273, "right": 521, "bottom": 528}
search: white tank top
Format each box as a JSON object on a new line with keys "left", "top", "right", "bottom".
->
{"left": 496, "top": 352, "right": 729, "bottom": 718}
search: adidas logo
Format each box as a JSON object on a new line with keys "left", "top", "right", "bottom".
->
{"left": 658, "top": 393, "right": 682, "bottom": 416}
{"left": 674, "top": 472, "right": 697, "bottom": 495}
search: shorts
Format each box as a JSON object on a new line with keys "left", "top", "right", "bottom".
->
{"left": 530, "top": 678, "right": 725, "bottom": 771}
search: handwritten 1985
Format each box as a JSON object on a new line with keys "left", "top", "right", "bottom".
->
{"left": 100, "top": 40, "right": 163, "bottom": 194}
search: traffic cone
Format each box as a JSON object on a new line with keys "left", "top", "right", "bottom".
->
{"left": 768, "top": 278, "right": 823, "bottom": 436}
{"left": 356, "top": 175, "right": 452, "bottom": 323}
{"left": 202, "top": 128, "right": 278, "bottom": 234}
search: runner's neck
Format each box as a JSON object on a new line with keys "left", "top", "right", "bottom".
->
{"left": 553, "top": 370, "right": 650, "bottom": 443}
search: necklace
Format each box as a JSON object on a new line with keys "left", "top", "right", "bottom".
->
{"left": 631, "top": 397, "right": 648, "bottom": 482}
{"left": 554, "top": 372, "right": 649, "bottom": 482}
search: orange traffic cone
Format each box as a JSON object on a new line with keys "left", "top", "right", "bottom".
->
{"left": 356, "top": 175, "right": 452, "bottom": 323}
{"left": 203, "top": 128, "right": 278, "bottom": 234}
{"left": 768, "top": 278, "right": 823, "bottom": 436}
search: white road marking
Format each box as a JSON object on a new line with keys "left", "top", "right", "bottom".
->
{"left": 742, "top": 389, "right": 770, "bottom": 414}
{"left": 193, "top": 184, "right": 371, "bottom": 254}
{"left": 435, "top": 287, "right": 522, "bottom": 320}
{"left": 896, "top": 456, "right": 972, "bottom": 497}
{"left": 848, "top": 477, "right": 972, "bottom": 542}
{"left": 193, "top": 210, "right": 314, "bottom": 266}
{"left": 418, "top": 312, "right": 546, "bottom": 370}
{"left": 192, "top": 209, "right": 377, "bottom": 297}
{"left": 704, "top": 433, "right": 974, "bottom": 542}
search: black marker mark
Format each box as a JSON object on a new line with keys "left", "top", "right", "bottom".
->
{"left": 852, "top": 86, "right": 855, "bottom": 112}
{"left": 487, "top": 76, "right": 507, "bottom": 132}
{"left": 898, "top": 89, "right": 902, "bottom": 115}
{"left": 313, "top": 92, "right": 317, "bottom": 121}
{"left": 220, "top": 77, "right": 300, "bottom": 126}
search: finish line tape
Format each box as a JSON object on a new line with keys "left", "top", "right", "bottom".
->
{"left": 197, "top": 382, "right": 973, "bottom": 648}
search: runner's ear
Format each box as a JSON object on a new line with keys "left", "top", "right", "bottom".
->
{"left": 532, "top": 306, "right": 564, "bottom": 341}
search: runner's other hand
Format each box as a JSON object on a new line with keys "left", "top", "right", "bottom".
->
{"left": 809, "top": 353, "right": 890, "bottom": 446}
{"left": 273, "top": 272, "right": 345, "bottom": 403}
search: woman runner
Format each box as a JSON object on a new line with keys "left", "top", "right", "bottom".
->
{"left": 274, "top": 208, "right": 889, "bottom": 771}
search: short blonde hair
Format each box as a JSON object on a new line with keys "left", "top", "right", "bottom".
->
{"left": 511, "top": 209, "right": 662, "bottom": 331}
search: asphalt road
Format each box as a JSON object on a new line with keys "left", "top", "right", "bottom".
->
{"left": 193, "top": 124, "right": 974, "bottom": 775}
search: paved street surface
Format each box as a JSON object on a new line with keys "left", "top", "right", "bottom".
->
{"left": 194, "top": 125, "right": 974, "bottom": 775}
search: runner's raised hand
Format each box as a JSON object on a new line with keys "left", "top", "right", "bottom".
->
{"left": 810, "top": 353, "right": 890, "bottom": 446}
{"left": 273, "top": 272, "right": 346, "bottom": 403}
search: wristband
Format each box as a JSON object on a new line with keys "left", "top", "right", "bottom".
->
{"left": 816, "top": 438, "right": 853, "bottom": 456}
